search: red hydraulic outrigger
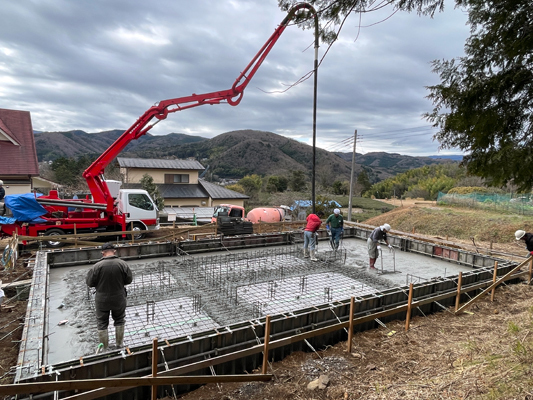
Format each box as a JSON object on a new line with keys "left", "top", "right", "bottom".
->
{"left": 84, "top": 3, "right": 318, "bottom": 212}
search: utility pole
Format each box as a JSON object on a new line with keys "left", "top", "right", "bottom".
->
{"left": 311, "top": 13, "right": 319, "bottom": 214}
{"left": 347, "top": 130, "right": 358, "bottom": 221}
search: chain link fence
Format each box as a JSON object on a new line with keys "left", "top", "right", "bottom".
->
{"left": 437, "top": 192, "right": 533, "bottom": 215}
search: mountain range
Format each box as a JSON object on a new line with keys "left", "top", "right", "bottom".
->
{"left": 34, "top": 129, "right": 457, "bottom": 183}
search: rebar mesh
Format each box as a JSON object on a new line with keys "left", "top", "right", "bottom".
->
{"left": 86, "top": 245, "right": 381, "bottom": 345}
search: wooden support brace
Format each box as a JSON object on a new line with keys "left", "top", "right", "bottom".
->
{"left": 347, "top": 296, "right": 355, "bottom": 353}
{"left": 455, "top": 257, "right": 531, "bottom": 314}
{"left": 152, "top": 338, "right": 158, "bottom": 400}
{"left": 405, "top": 283, "right": 413, "bottom": 331}
{"left": 490, "top": 261, "right": 498, "bottom": 302}
{"left": 262, "top": 315, "right": 271, "bottom": 374}
{"left": 528, "top": 258, "right": 533, "bottom": 285}
{"left": 455, "top": 272, "right": 462, "bottom": 312}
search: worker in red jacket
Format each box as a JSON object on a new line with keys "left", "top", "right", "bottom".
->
{"left": 304, "top": 211, "right": 324, "bottom": 261}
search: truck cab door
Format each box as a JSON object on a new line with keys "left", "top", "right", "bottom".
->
{"left": 124, "top": 193, "right": 156, "bottom": 223}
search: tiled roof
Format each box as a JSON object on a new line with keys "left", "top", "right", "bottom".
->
{"left": 122, "top": 181, "right": 248, "bottom": 200}
{"left": 122, "top": 183, "right": 208, "bottom": 199}
{"left": 199, "top": 180, "right": 249, "bottom": 199}
{"left": 117, "top": 157, "right": 205, "bottom": 170}
{"left": 0, "top": 108, "right": 39, "bottom": 176}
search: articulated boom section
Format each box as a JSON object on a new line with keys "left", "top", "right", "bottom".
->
{"left": 83, "top": 3, "right": 316, "bottom": 209}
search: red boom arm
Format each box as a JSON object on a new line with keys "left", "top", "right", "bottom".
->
{"left": 83, "top": 3, "right": 316, "bottom": 210}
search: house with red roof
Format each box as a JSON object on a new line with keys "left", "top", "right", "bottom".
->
{"left": 0, "top": 108, "right": 40, "bottom": 195}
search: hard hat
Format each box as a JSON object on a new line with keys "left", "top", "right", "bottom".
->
{"left": 0, "top": 180, "right": 3, "bottom": 185}
{"left": 381, "top": 223, "right": 391, "bottom": 232}
{"left": 515, "top": 230, "right": 526, "bottom": 240}
{"left": 334, "top": 208, "right": 340, "bottom": 214}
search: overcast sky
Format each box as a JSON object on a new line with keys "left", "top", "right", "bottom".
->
{"left": 0, "top": 0, "right": 470, "bottom": 156}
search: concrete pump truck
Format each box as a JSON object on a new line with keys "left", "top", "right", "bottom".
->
{"left": 0, "top": 3, "right": 317, "bottom": 247}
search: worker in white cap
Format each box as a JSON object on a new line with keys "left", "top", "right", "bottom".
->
{"left": 325, "top": 208, "right": 344, "bottom": 250}
{"left": 0, "top": 180, "right": 5, "bottom": 216}
{"left": 515, "top": 230, "right": 533, "bottom": 256}
{"left": 367, "top": 224, "right": 392, "bottom": 269}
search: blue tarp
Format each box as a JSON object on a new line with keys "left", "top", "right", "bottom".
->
{"left": 291, "top": 199, "right": 342, "bottom": 210}
{"left": 4, "top": 193, "right": 47, "bottom": 223}
{"left": 0, "top": 216, "right": 17, "bottom": 225}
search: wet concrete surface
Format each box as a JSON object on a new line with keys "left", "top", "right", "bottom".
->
{"left": 46, "top": 238, "right": 475, "bottom": 364}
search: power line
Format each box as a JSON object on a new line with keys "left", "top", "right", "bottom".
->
{"left": 323, "top": 125, "right": 436, "bottom": 152}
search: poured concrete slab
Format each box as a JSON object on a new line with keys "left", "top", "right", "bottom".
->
{"left": 43, "top": 238, "right": 478, "bottom": 365}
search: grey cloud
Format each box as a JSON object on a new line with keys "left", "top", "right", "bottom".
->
{"left": 0, "top": 0, "right": 468, "bottom": 156}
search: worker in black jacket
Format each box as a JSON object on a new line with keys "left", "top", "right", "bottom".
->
{"left": 86, "top": 243, "right": 133, "bottom": 350}
{"left": 515, "top": 230, "right": 533, "bottom": 256}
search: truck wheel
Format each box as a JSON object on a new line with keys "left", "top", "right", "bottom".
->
{"left": 129, "top": 223, "right": 146, "bottom": 240}
{"left": 45, "top": 229, "right": 66, "bottom": 248}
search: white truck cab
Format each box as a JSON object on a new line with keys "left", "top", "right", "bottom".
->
{"left": 117, "top": 189, "right": 159, "bottom": 237}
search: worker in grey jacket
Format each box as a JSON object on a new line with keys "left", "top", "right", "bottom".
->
{"left": 367, "top": 224, "right": 392, "bottom": 269}
{"left": 86, "top": 243, "right": 133, "bottom": 350}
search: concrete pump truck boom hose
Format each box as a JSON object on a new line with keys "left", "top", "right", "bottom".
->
{"left": 82, "top": 3, "right": 318, "bottom": 212}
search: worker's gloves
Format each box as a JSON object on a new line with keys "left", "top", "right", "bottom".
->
{"left": 388, "top": 244, "right": 393, "bottom": 249}
{"left": 327, "top": 230, "right": 331, "bottom": 236}
{"left": 377, "top": 245, "right": 381, "bottom": 251}
{"left": 530, "top": 251, "right": 533, "bottom": 256}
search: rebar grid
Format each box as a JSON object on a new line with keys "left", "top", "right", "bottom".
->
{"left": 85, "top": 245, "right": 383, "bottom": 345}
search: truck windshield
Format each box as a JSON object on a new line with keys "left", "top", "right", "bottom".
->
{"left": 213, "top": 206, "right": 230, "bottom": 217}
{"left": 129, "top": 193, "right": 154, "bottom": 211}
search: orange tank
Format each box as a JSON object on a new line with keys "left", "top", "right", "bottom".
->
{"left": 246, "top": 207, "right": 286, "bottom": 223}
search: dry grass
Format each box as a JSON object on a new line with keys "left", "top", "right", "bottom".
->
{"left": 365, "top": 203, "right": 533, "bottom": 246}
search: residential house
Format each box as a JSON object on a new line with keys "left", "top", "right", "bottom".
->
{"left": 0, "top": 108, "right": 39, "bottom": 195}
{"left": 118, "top": 157, "right": 249, "bottom": 209}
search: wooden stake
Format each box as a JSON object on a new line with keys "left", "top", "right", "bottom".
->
{"left": 412, "top": 227, "right": 415, "bottom": 234}
{"left": 152, "top": 338, "right": 158, "bottom": 400}
{"left": 74, "top": 224, "right": 77, "bottom": 247}
{"left": 528, "top": 257, "right": 533, "bottom": 285}
{"left": 347, "top": 297, "right": 355, "bottom": 353}
{"left": 405, "top": 283, "right": 413, "bottom": 331}
{"left": 490, "top": 261, "right": 498, "bottom": 301}
{"left": 455, "top": 272, "right": 462, "bottom": 312}
{"left": 262, "top": 315, "right": 271, "bottom": 374}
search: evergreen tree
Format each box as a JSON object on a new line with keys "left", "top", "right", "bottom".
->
{"left": 139, "top": 174, "right": 164, "bottom": 210}
{"left": 289, "top": 170, "right": 307, "bottom": 192}
{"left": 425, "top": 0, "right": 533, "bottom": 190}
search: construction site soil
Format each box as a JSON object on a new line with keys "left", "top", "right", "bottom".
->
{"left": 1, "top": 204, "right": 533, "bottom": 399}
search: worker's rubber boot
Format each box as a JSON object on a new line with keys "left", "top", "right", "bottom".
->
{"left": 303, "top": 249, "right": 309, "bottom": 258}
{"left": 369, "top": 258, "right": 376, "bottom": 269}
{"left": 98, "top": 330, "right": 109, "bottom": 351}
{"left": 115, "top": 325, "right": 125, "bottom": 348}
{"left": 310, "top": 250, "right": 318, "bottom": 261}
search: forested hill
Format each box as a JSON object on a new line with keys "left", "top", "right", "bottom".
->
{"left": 35, "top": 129, "right": 455, "bottom": 183}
